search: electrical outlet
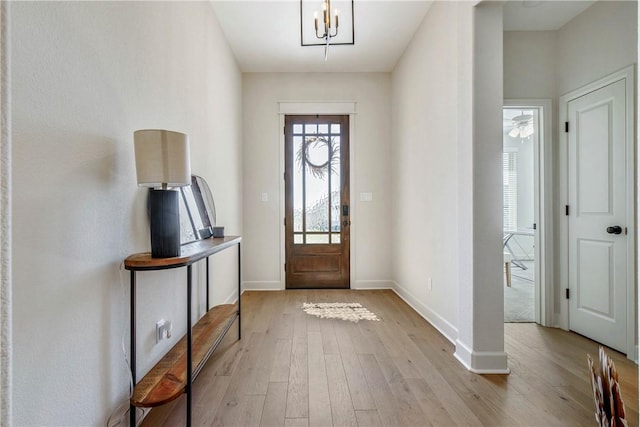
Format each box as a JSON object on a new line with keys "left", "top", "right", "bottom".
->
{"left": 156, "top": 319, "right": 172, "bottom": 343}
{"left": 428, "top": 277, "right": 433, "bottom": 291}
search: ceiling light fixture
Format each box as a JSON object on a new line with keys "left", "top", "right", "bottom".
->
{"left": 508, "top": 113, "right": 534, "bottom": 139}
{"left": 300, "top": 0, "right": 354, "bottom": 61}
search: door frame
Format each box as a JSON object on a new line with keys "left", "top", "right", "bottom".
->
{"left": 277, "top": 102, "right": 357, "bottom": 289}
{"left": 504, "top": 99, "right": 552, "bottom": 326}
{"left": 558, "top": 65, "right": 636, "bottom": 361}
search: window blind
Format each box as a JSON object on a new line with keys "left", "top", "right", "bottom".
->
{"left": 503, "top": 151, "right": 517, "bottom": 231}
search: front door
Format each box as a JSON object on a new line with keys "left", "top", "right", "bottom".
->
{"left": 285, "top": 115, "right": 350, "bottom": 289}
{"left": 567, "top": 78, "right": 628, "bottom": 353}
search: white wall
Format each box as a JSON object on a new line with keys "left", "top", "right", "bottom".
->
{"left": 460, "top": 1, "right": 507, "bottom": 371}
{"left": 504, "top": 1, "right": 637, "bottom": 100}
{"left": 0, "top": 3, "right": 11, "bottom": 425}
{"left": 557, "top": 0, "right": 637, "bottom": 96}
{"left": 392, "top": 1, "right": 507, "bottom": 372}
{"left": 390, "top": 1, "right": 460, "bottom": 339}
{"left": 242, "top": 72, "right": 392, "bottom": 290}
{"left": 503, "top": 31, "right": 556, "bottom": 99}
{"left": 11, "top": 2, "right": 242, "bottom": 425}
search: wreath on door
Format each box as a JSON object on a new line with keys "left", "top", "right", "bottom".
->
{"left": 296, "top": 136, "right": 339, "bottom": 180}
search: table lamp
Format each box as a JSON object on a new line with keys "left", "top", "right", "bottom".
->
{"left": 134, "top": 129, "right": 191, "bottom": 258}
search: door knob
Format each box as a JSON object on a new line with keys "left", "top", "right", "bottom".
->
{"left": 606, "top": 226, "right": 622, "bottom": 235}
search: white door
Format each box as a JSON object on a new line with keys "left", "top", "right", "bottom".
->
{"left": 567, "top": 79, "right": 627, "bottom": 353}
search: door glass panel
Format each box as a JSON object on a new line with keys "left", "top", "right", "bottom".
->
{"left": 331, "top": 136, "right": 341, "bottom": 241}
{"left": 293, "top": 135, "right": 304, "bottom": 233}
{"left": 307, "top": 234, "right": 329, "bottom": 244}
{"left": 291, "top": 119, "right": 343, "bottom": 246}
{"left": 304, "top": 136, "right": 329, "bottom": 233}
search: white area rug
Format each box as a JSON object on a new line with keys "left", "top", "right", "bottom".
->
{"left": 302, "top": 302, "right": 380, "bottom": 323}
{"left": 504, "top": 261, "right": 535, "bottom": 323}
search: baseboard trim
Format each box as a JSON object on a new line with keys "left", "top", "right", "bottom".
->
{"left": 390, "top": 281, "right": 458, "bottom": 345}
{"left": 353, "top": 280, "right": 395, "bottom": 290}
{"left": 222, "top": 289, "right": 241, "bottom": 305}
{"left": 242, "top": 281, "right": 283, "bottom": 291}
{"left": 454, "top": 339, "right": 510, "bottom": 374}
{"left": 242, "top": 280, "right": 395, "bottom": 291}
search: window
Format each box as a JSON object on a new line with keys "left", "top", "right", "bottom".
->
{"left": 503, "top": 151, "right": 517, "bottom": 231}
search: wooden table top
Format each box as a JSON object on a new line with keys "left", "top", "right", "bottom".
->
{"left": 124, "top": 236, "right": 241, "bottom": 271}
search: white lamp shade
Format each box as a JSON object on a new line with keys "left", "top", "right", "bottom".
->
{"left": 134, "top": 129, "right": 191, "bottom": 187}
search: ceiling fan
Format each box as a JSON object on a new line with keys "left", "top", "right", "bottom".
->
{"left": 508, "top": 112, "right": 534, "bottom": 139}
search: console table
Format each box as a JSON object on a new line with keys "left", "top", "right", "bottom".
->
{"left": 125, "top": 236, "right": 242, "bottom": 427}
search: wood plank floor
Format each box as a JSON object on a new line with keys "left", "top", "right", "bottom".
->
{"left": 141, "top": 289, "right": 639, "bottom": 427}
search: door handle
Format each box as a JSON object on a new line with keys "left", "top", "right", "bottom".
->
{"left": 606, "top": 225, "right": 622, "bottom": 235}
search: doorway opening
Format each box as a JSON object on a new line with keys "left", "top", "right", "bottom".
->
{"left": 503, "top": 101, "right": 551, "bottom": 325}
{"left": 503, "top": 107, "right": 537, "bottom": 322}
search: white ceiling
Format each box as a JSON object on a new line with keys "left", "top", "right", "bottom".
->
{"left": 211, "top": 0, "right": 597, "bottom": 73}
{"left": 503, "top": 0, "right": 596, "bottom": 31}
{"left": 211, "top": 0, "right": 434, "bottom": 72}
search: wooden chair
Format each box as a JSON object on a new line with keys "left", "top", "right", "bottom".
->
{"left": 504, "top": 252, "right": 512, "bottom": 287}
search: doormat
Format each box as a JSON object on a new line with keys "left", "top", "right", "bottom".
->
{"left": 302, "top": 302, "right": 380, "bottom": 323}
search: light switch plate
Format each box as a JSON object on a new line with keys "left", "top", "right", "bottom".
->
{"left": 360, "top": 192, "right": 373, "bottom": 202}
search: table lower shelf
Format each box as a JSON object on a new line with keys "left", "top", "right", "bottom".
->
{"left": 131, "top": 303, "right": 238, "bottom": 408}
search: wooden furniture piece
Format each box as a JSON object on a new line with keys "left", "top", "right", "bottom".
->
{"left": 504, "top": 252, "right": 512, "bottom": 287}
{"left": 125, "top": 236, "right": 242, "bottom": 427}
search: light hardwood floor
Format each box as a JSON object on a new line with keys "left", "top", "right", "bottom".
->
{"left": 142, "top": 289, "right": 639, "bottom": 427}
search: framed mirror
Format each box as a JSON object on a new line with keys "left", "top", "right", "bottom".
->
{"left": 178, "top": 194, "right": 198, "bottom": 244}
{"left": 178, "top": 175, "right": 217, "bottom": 243}
{"left": 192, "top": 175, "right": 216, "bottom": 227}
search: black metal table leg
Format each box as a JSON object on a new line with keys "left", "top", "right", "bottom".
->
{"left": 238, "top": 242, "right": 241, "bottom": 340}
{"left": 124, "top": 236, "right": 241, "bottom": 425}
{"left": 206, "top": 257, "right": 210, "bottom": 312}
{"left": 186, "top": 265, "right": 193, "bottom": 427}
{"left": 130, "top": 271, "right": 136, "bottom": 427}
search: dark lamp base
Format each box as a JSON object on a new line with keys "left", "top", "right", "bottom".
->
{"left": 149, "top": 189, "right": 181, "bottom": 258}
